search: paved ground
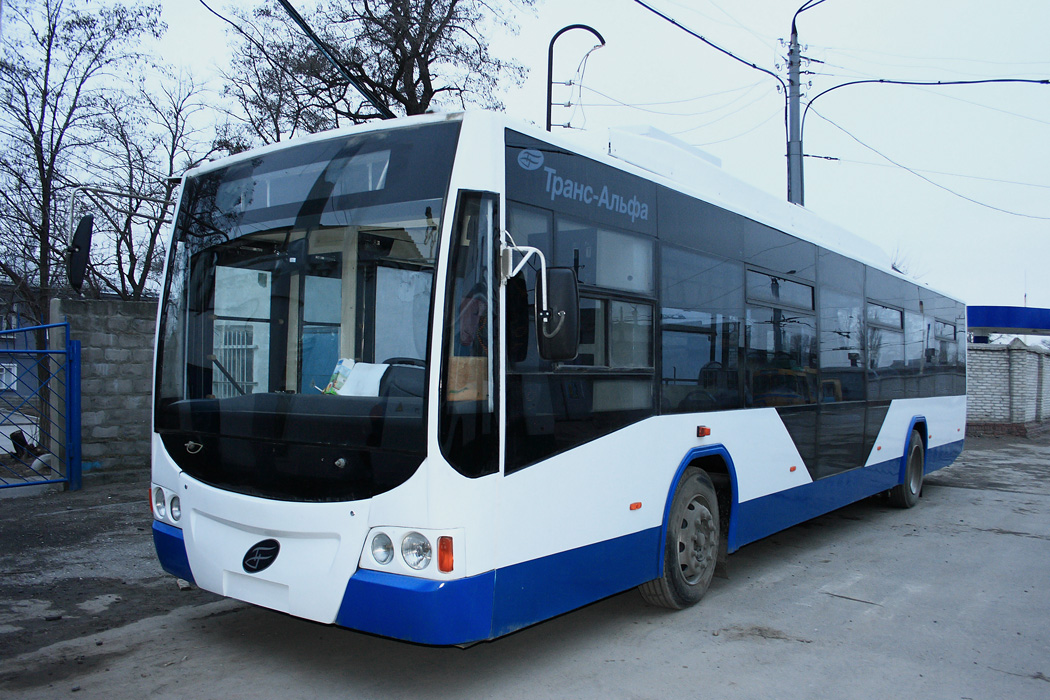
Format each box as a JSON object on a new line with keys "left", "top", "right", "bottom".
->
{"left": 1, "top": 436, "right": 1048, "bottom": 699}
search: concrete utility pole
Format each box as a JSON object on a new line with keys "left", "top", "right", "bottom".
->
{"left": 786, "top": 18, "right": 804, "bottom": 205}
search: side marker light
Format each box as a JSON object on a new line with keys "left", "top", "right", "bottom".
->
{"left": 630, "top": 502, "right": 642, "bottom": 511}
{"left": 696, "top": 426, "right": 712, "bottom": 438}
{"left": 789, "top": 466, "right": 797, "bottom": 473}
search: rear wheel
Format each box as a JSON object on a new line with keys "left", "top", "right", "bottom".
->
{"left": 889, "top": 429, "right": 924, "bottom": 508}
{"left": 640, "top": 468, "right": 719, "bottom": 609}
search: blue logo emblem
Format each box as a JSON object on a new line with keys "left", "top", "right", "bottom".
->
{"left": 517, "top": 149, "right": 544, "bottom": 171}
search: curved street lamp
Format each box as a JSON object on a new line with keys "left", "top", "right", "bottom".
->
{"left": 546, "top": 24, "right": 606, "bottom": 132}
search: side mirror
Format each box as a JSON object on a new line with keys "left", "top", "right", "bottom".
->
{"left": 536, "top": 267, "right": 579, "bottom": 361}
{"left": 67, "top": 214, "right": 94, "bottom": 292}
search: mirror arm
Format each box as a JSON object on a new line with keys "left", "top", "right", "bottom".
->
{"left": 500, "top": 236, "right": 552, "bottom": 320}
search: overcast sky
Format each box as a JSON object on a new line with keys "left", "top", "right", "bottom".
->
{"left": 158, "top": 0, "right": 1050, "bottom": 310}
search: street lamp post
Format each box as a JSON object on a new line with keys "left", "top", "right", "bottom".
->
{"left": 546, "top": 24, "right": 606, "bottom": 132}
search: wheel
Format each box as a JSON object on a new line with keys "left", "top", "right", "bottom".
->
{"left": 639, "top": 468, "right": 720, "bottom": 609}
{"left": 888, "top": 429, "right": 924, "bottom": 508}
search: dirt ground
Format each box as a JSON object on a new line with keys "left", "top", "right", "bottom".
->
{"left": 0, "top": 470, "right": 220, "bottom": 666}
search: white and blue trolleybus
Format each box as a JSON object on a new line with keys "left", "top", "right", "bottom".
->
{"left": 150, "top": 111, "right": 967, "bottom": 645}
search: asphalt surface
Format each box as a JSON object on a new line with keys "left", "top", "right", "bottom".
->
{"left": 1, "top": 435, "right": 1048, "bottom": 699}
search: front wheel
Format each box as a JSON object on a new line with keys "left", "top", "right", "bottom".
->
{"left": 889, "top": 429, "right": 924, "bottom": 508}
{"left": 639, "top": 468, "right": 720, "bottom": 609}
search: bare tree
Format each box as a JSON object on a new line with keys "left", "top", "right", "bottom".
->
{"left": 0, "top": 0, "right": 162, "bottom": 323}
{"left": 75, "top": 73, "right": 228, "bottom": 300}
{"left": 221, "top": 0, "right": 533, "bottom": 145}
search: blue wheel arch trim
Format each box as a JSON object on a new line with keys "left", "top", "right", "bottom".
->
{"left": 903, "top": 415, "right": 928, "bottom": 479}
{"left": 658, "top": 445, "right": 741, "bottom": 566}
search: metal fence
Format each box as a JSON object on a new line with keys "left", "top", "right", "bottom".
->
{"left": 0, "top": 322, "right": 81, "bottom": 491}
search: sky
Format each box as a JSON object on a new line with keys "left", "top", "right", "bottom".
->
{"left": 156, "top": 0, "right": 1050, "bottom": 311}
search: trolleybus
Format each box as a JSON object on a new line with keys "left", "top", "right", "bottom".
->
{"left": 149, "top": 111, "right": 966, "bottom": 645}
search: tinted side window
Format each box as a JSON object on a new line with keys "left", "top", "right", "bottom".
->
{"left": 746, "top": 306, "right": 818, "bottom": 406}
{"left": 660, "top": 245, "right": 743, "bottom": 413}
{"left": 505, "top": 203, "right": 656, "bottom": 474}
{"left": 819, "top": 288, "right": 864, "bottom": 402}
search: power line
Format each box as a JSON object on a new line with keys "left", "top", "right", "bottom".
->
{"left": 809, "top": 44, "right": 1050, "bottom": 70}
{"left": 631, "top": 0, "right": 786, "bottom": 93}
{"left": 689, "top": 108, "right": 783, "bottom": 147}
{"left": 575, "top": 80, "right": 767, "bottom": 108}
{"left": 810, "top": 109, "right": 1050, "bottom": 220}
{"left": 670, "top": 90, "right": 777, "bottom": 135}
{"left": 806, "top": 155, "right": 1050, "bottom": 190}
{"left": 576, "top": 81, "right": 768, "bottom": 118}
{"left": 801, "top": 77, "right": 1050, "bottom": 136}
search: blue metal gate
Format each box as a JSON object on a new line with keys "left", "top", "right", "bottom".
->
{"left": 0, "top": 322, "right": 82, "bottom": 491}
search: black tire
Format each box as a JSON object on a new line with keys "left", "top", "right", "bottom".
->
{"left": 889, "top": 429, "right": 924, "bottom": 508}
{"left": 639, "top": 468, "right": 720, "bottom": 609}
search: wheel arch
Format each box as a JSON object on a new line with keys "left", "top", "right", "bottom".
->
{"left": 903, "top": 416, "right": 928, "bottom": 481}
{"left": 659, "top": 445, "right": 740, "bottom": 576}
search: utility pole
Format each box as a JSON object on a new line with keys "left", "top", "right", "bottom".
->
{"left": 786, "top": 16, "right": 805, "bottom": 204}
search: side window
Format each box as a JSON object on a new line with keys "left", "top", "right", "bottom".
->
{"left": 745, "top": 271, "right": 817, "bottom": 407}
{"left": 819, "top": 288, "right": 864, "bottom": 402}
{"left": 555, "top": 217, "right": 654, "bottom": 294}
{"left": 505, "top": 204, "right": 656, "bottom": 474}
{"left": 866, "top": 301, "right": 905, "bottom": 401}
{"left": 565, "top": 298, "right": 654, "bottom": 370}
{"left": 660, "top": 245, "right": 743, "bottom": 413}
{"left": 746, "top": 306, "right": 818, "bottom": 406}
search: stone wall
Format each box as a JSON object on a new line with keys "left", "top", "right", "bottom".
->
{"left": 51, "top": 297, "right": 157, "bottom": 472}
{"left": 967, "top": 339, "right": 1050, "bottom": 436}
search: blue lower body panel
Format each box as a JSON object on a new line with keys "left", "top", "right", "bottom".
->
{"left": 729, "top": 438, "right": 965, "bottom": 551}
{"left": 152, "top": 521, "right": 195, "bottom": 583}
{"left": 490, "top": 527, "right": 660, "bottom": 639}
{"left": 336, "top": 569, "right": 497, "bottom": 645}
{"left": 336, "top": 527, "right": 661, "bottom": 645}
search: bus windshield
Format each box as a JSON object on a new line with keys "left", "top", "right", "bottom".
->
{"left": 155, "top": 121, "right": 460, "bottom": 501}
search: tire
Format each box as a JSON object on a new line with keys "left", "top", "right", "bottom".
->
{"left": 640, "top": 468, "right": 720, "bottom": 609}
{"left": 889, "top": 429, "right": 924, "bottom": 508}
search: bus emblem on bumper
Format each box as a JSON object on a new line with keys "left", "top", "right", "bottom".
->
{"left": 242, "top": 539, "right": 280, "bottom": 573}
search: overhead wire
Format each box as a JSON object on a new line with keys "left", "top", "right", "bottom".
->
{"left": 689, "top": 108, "right": 783, "bottom": 146}
{"left": 564, "top": 43, "right": 603, "bottom": 129}
{"left": 631, "top": 0, "right": 788, "bottom": 144}
{"left": 574, "top": 80, "right": 767, "bottom": 109}
{"left": 809, "top": 108, "right": 1050, "bottom": 220}
{"left": 806, "top": 155, "right": 1050, "bottom": 191}
{"left": 576, "top": 81, "right": 768, "bottom": 118}
{"left": 670, "top": 89, "right": 778, "bottom": 135}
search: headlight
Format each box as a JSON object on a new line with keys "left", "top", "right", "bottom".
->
{"left": 401, "top": 532, "right": 432, "bottom": 570}
{"left": 169, "top": 496, "right": 182, "bottom": 522}
{"left": 152, "top": 487, "right": 166, "bottom": 519}
{"left": 371, "top": 533, "right": 394, "bottom": 565}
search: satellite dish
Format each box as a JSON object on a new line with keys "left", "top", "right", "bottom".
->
{"left": 67, "top": 214, "right": 94, "bottom": 292}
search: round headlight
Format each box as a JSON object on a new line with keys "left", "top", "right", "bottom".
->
{"left": 371, "top": 533, "right": 394, "bottom": 565}
{"left": 401, "top": 532, "right": 432, "bottom": 570}
{"left": 152, "top": 487, "right": 166, "bottom": 519}
{"left": 169, "top": 496, "right": 182, "bottom": 522}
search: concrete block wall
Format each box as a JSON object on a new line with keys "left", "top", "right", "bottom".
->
{"left": 967, "top": 339, "right": 1050, "bottom": 435}
{"left": 52, "top": 298, "right": 158, "bottom": 472}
